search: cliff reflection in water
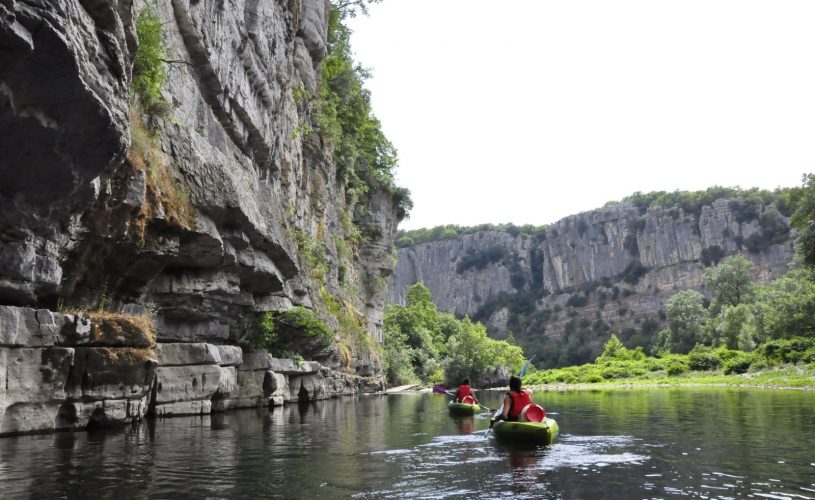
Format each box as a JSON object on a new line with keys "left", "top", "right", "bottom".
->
{"left": 0, "top": 389, "right": 813, "bottom": 499}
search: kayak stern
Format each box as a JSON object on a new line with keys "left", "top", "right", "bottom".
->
{"left": 492, "top": 417, "right": 559, "bottom": 446}
{"left": 448, "top": 402, "right": 480, "bottom": 416}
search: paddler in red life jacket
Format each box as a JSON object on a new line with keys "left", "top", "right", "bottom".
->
{"left": 455, "top": 378, "right": 479, "bottom": 404}
{"left": 491, "top": 375, "right": 533, "bottom": 424}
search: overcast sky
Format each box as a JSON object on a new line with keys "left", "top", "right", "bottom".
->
{"left": 347, "top": 1, "right": 815, "bottom": 230}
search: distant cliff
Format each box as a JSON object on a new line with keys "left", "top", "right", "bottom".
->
{"left": 388, "top": 193, "right": 795, "bottom": 367}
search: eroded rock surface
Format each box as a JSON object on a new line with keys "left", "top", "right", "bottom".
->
{"left": 389, "top": 199, "right": 795, "bottom": 357}
{"left": 0, "top": 0, "right": 398, "bottom": 435}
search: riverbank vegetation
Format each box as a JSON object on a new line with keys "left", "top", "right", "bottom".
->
{"left": 383, "top": 283, "right": 524, "bottom": 385}
{"left": 526, "top": 174, "right": 815, "bottom": 388}
{"left": 523, "top": 335, "right": 815, "bottom": 389}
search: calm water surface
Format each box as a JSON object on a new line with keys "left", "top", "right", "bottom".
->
{"left": 0, "top": 388, "right": 813, "bottom": 499}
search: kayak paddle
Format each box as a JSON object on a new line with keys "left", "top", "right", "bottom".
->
{"left": 519, "top": 354, "right": 536, "bottom": 378}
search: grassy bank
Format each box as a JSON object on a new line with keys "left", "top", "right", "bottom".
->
{"left": 522, "top": 336, "right": 815, "bottom": 392}
{"left": 528, "top": 364, "right": 815, "bottom": 392}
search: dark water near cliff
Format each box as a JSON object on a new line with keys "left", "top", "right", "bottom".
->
{"left": 1, "top": 388, "right": 814, "bottom": 499}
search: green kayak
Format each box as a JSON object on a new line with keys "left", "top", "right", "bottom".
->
{"left": 492, "top": 417, "right": 559, "bottom": 446}
{"left": 448, "top": 401, "right": 480, "bottom": 416}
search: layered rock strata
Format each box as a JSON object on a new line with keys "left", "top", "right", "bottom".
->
{"left": 0, "top": 0, "right": 398, "bottom": 435}
{"left": 0, "top": 304, "right": 383, "bottom": 436}
{"left": 389, "top": 199, "right": 795, "bottom": 358}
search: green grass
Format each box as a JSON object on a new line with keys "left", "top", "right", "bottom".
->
{"left": 523, "top": 340, "right": 815, "bottom": 391}
{"left": 528, "top": 364, "right": 815, "bottom": 391}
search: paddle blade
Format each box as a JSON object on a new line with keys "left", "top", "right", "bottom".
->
{"left": 519, "top": 354, "right": 537, "bottom": 377}
{"left": 432, "top": 385, "right": 449, "bottom": 395}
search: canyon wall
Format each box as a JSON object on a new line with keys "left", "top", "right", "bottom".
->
{"left": 0, "top": 0, "right": 400, "bottom": 435}
{"left": 389, "top": 198, "right": 795, "bottom": 365}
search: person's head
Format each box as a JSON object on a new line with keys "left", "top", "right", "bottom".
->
{"left": 509, "top": 376, "right": 522, "bottom": 392}
{"left": 462, "top": 378, "right": 470, "bottom": 386}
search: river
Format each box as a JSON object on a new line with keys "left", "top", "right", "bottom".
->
{"left": 0, "top": 388, "right": 813, "bottom": 499}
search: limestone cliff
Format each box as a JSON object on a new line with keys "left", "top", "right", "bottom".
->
{"left": 0, "top": 0, "right": 401, "bottom": 435}
{"left": 389, "top": 198, "right": 795, "bottom": 366}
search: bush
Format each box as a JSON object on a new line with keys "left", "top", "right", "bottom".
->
{"left": 566, "top": 294, "right": 589, "bottom": 308}
{"left": 663, "top": 358, "right": 689, "bottom": 376}
{"left": 456, "top": 246, "right": 508, "bottom": 274}
{"left": 621, "top": 260, "right": 649, "bottom": 285}
{"left": 723, "top": 352, "right": 756, "bottom": 375}
{"left": 758, "top": 337, "right": 815, "bottom": 364}
{"left": 701, "top": 245, "right": 726, "bottom": 267}
{"left": 133, "top": 8, "right": 168, "bottom": 107}
{"left": 600, "top": 360, "right": 647, "bottom": 379}
{"left": 688, "top": 345, "right": 722, "bottom": 371}
{"left": 245, "top": 306, "right": 334, "bottom": 355}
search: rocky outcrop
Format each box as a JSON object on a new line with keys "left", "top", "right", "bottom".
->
{"left": 0, "top": 306, "right": 156, "bottom": 435}
{"left": 0, "top": 1, "right": 399, "bottom": 435}
{"left": 389, "top": 199, "right": 795, "bottom": 363}
{"left": 0, "top": 304, "right": 383, "bottom": 435}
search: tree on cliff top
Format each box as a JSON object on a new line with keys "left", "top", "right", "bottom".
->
{"left": 319, "top": 2, "right": 412, "bottom": 220}
{"left": 333, "top": 0, "right": 382, "bottom": 17}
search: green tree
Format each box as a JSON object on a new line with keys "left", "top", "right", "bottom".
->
{"left": 333, "top": 0, "right": 382, "bottom": 17}
{"left": 752, "top": 269, "right": 815, "bottom": 339}
{"left": 406, "top": 282, "right": 433, "bottom": 307}
{"left": 132, "top": 8, "right": 168, "bottom": 107}
{"left": 791, "top": 173, "right": 815, "bottom": 266}
{"left": 445, "top": 318, "right": 524, "bottom": 384}
{"left": 318, "top": 5, "right": 411, "bottom": 219}
{"left": 703, "top": 255, "right": 754, "bottom": 312}
{"left": 597, "top": 333, "right": 645, "bottom": 361}
{"left": 719, "top": 304, "right": 757, "bottom": 351}
{"left": 383, "top": 283, "right": 525, "bottom": 385}
{"left": 658, "top": 290, "right": 708, "bottom": 353}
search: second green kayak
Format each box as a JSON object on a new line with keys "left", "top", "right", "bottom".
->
{"left": 492, "top": 417, "right": 559, "bottom": 445}
{"left": 448, "top": 401, "right": 480, "bottom": 416}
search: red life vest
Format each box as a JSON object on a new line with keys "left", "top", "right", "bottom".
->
{"left": 507, "top": 390, "right": 532, "bottom": 418}
{"left": 456, "top": 385, "right": 472, "bottom": 402}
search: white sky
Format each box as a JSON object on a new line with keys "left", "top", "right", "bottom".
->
{"left": 347, "top": 1, "right": 815, "bottom": 230}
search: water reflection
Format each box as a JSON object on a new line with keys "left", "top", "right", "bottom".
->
{"left": 0, "top": 389, "right": 812, "bottom": 498}
{"left": 452, "top": 416, "right": 475, "bottom": 435}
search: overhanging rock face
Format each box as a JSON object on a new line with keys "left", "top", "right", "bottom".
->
{"left": 0, "top": 0, "right": 399, "bottom": 435}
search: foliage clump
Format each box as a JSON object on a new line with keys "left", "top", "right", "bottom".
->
{"left": 248, "top": 306, "right": 335, "bottom": 353}
{"left": 133, "top": 8, "right": 168, "bottom": 108}
{"left": 383, "top": 283, "right": 524, "bottom": 385}
{"left": 318, "top": 6, "right": 411, "bottom": 221}
{"left": 456, "top": 246, "right": 508, "bottom": 274}
{"left": 611, "top": 186, "right": 794, "bottom": 218}
{"left": 396, "top": 223, "right": 548, "bottom": 248}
